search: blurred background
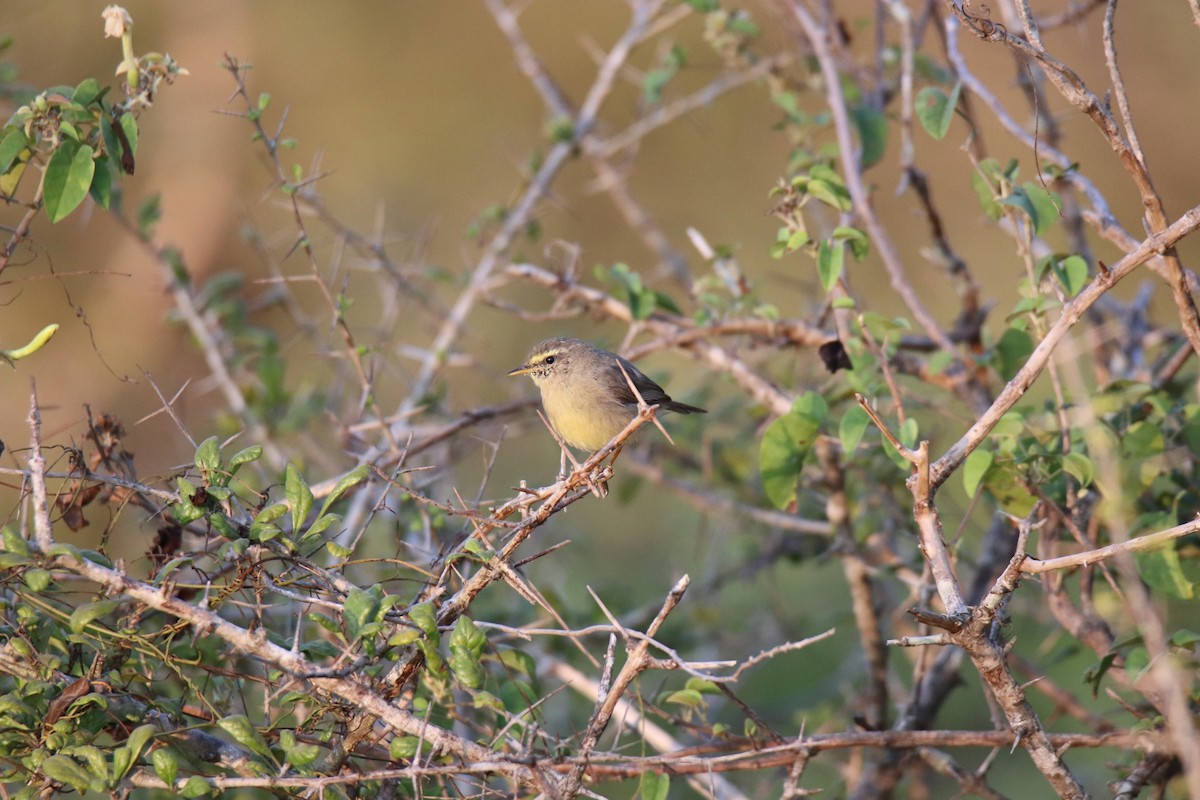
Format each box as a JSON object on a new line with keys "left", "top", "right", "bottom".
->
{"left": 3, "top": 3, "right": 1199, "bottom": 793}
{"left": 4, "top": 2, "right": 1197, "bottom": 469}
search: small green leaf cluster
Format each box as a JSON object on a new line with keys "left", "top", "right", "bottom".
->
{"left": 972, "top": 158, "right": 1062, "bottom": 238}
{"left": 769, "top": 166, "right": 868, "bottom": 294}
{"left": 599, "top": 262, "right": 683, "bottom": 320}
{"left": 643, "top": 46, "right": 687, "bottom": 104}
{"left": 172, "top": 437, "right": 368, "bottom": 557}
{"left": 962, "top": 384, "right": 1200, "bottom": 544}
{"left": 172, "top": 436, "right": 264, "bottom": 540}
{"left": 701, "top": 8, "right": 760, "bottom": 61}
{"left": 382, "top": 604, "right": 542, "bottom": 749}
{"left": 0, "top": 14, "right": 184, "bottom": 226}
{"left": 1, "top": 78, "right": 135, "bottom": 222}
{"left": 916, "top": 82, "right": 962, "bottom": 141}
{"left": 0, "top": 535, "right": 170, "bottom": 796}
{"left": 24, "top": 722, "right": 160, "bottom": 797}
{"left": 338, "top": 585, "right": 406, "bottom": 657}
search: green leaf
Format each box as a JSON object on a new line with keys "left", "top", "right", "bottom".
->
{"left": 408, "top": 602, "right": 439, "bottom": 637}
{"left": 838, "top": 406, "right": 870, "bottom": 455}
{"left": 1121, "top": 421, "right": 1163, "bottom": 460}
{"left": 640, "top": 772, "right": 670, "bottom": 800}
{"left": 39, "top": 755, "right": 99, "bottom": 793}
{"left": 793, "top": 391, "right": 829, "bottom": 423}
{"left": 962, "top": 449, "right": 994, "bottom": 499}
{"left": 228, "top": 445, "right": 263, "bottom": 472}
{"left": 663, "top": 688, "right": 705, "bottom": 709}
{"left": 786, "top": 228, "right": 809, "bottom": 251}
{"left": 69, "top": 598, "right": 122, "bottom": 633}
{"left": 73, "top": 745, "right": 108, "bottom": 783}
{"left": 970, "top": 170, "right": 1002, "bottom": 221}
{"left": 118, "top": 112, "right": 138, "bottom": 158}
{"left": 1052, "top": 254, "right": 1088, "bottom": 296}
{"left": 928, "top": 350, "right": 954, "bottom": 375}
{"left": 2, "top": 527, "right": 31, "bottom": 556}
{"left": 0, "top": 155, "right": 28, "bottom": 196}
{"left": 1135, "top": 548, "right": 1193, "bottom": 599}
{"left": 255, "top": 503, "right": 288, "bottom": 524}
{"left": 449, "top": 616, "right": 487, "bottom": 689}
{"left": 23, "top": 568, "right": 51, "bottom": 592}
{"left": 760, "top": 405, "right": 821, "bottom": 509}
{"left": 391, "top": 735, "right": 420, "bottom": 760}
{"left": 152, "top": 556, "right": 195, "bottom": 584}
{"left": 807, "top": 178, "right": 848, "bottom": 211}
{"left": 473, "top": 690, "right": 504, "bottom": 711}
{"left": 325, "top": 540, "right": 353, "bottom": 559}
{"left": 999, "top": 187, "right": 1036, "bottom": 228}
{"left": 833, "top": 225, "right": 869, "bottom": 260}
{"left": 304, "top": 513, "right": 341, "bottom": 539}
{"left": 915, "top": 83, "right": 960, "bottom": 140}
{"left": 884, "top": 416, "right": 921, "bottom": 470}
{"left": 418, "top": 636, "right": 444, "bottom": 672}
{"left": 285, "top": 463, "right": 314, "bottom": 534}
{"left": 318, "top": 463, "right": 369, "bottom": 517}
{"left": 994, "top": 327, "right": 1033, "bottom": 382}
{"left": 1001, "top": 183, "right": 1060, "bottom": 236}
{"left": 0, "top": 128, "right": 30, "bottom": 174}
{"left": 180, "top": 774, "right": 214, "bottom": 798}
{"left": 817, "top": 239, "right": 845, "bottom": 292}
{"left": 88, "top": 155, "right": 112, "bottom": 209}
{"left": 499, "top": 648, "right": 537, "bottom": 677}
{"left": 1061, "top": 452, "right": 1094, "bottom": 488}
{"left": 72, "top": 77, "right": 102, "bottom": 106}
{"left": 283, "top": 738, "right": 320, "bottom": 769}
{"left": 343, "top": 587, "right": 381, "bottom": 642}
{"left": 389, "top": 628, "right": 422, "bottom": 647}
{"left": 1022, "top": 182, "right": 1061, "bottom": 235}
{"left": 217, "top": 715, "right": 273, "bottom": 760}
{"left": 607, "top": 262, "right": 663, "bottom": 320}
{"left": 0, "top": 552, "right": 32, "bottom": 568}
{"left": 44, "top": 141, "right": 96, "bottom": 223}
{"left": 1124, "top": 645, "right": 1150, "bottom": 683}
{"left": 194, "top": 436, "right": 221, "bottom": 473}
{"left": 652, "top": 289, "right": 682, "bottom": 315}
{"left": 850, "top": 105, "right": 888, "bottom": 169}
{"left": 450, "top": 615, "right": 486, "bottom": 654}
{"left": 47, "top": 542, "right": 84, "bottom": 560}
{"left": 115, "top": 724, "right": 157, "bottom": 781}
{"left": 643, "top": 67, "right": 675, "bottom": 104}
{"left": 1171, "top": 629, "right": 1200, "bottom": 648}
{"left": 152, "top": 748, "right": 180, "bottom": 788}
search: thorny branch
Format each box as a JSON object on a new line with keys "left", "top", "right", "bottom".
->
{"left": 5, "top": 1, "right": 1200, "bottom": 798}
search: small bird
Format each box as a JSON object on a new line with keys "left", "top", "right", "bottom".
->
{"left": 507, "top": 337, "right": 706, "bottom": 452}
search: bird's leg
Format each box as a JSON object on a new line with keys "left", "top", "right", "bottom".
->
{"left": 607, "top": 444, "right": 624, "bottom": 468}
{"left": 585, "top": 443, "right": 621, "bottom": 498}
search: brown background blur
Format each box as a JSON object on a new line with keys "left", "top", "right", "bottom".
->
{"left": 2, "top": 1, "right": 1198, "bottom": 569}
{"left": 3, "top": 6, "right": 1199, "bottom": 792}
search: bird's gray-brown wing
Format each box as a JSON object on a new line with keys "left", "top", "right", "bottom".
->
{"left": 606, "top": 355, "right": 672, "bottom": 408}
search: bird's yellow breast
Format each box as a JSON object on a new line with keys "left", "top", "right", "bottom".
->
{"left": 542, "top": 388, "right": 632, "bottom": 450}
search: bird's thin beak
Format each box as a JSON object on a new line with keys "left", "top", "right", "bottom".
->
{"left": 507, "top": 364, "right": 535, "bottom": 377}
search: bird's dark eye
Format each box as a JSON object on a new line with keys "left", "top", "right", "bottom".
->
{"left": 544, "top": 355, "right": 556, "bottom": 365}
